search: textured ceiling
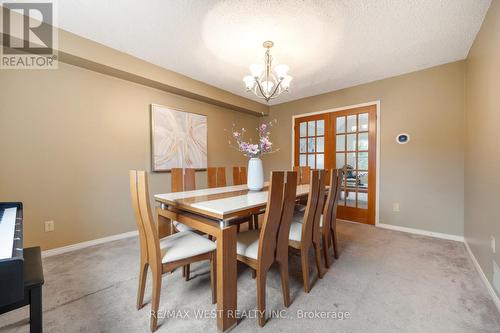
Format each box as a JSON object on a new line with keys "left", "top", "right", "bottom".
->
{"left": 54, "top": 0, "right": 491, "bottom": 105}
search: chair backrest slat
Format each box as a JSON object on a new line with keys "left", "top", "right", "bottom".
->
{"left": 129, "top": 171, "right": 148, "bottom": 263}
{"left": 312, "top": 170, "right": 326, "bottom": 243}
{"left": 257, "top": 172, "right": 285, "bottom": 269}
{"left": 133, "top": 170, "right": 161, "bottom": 270}
{"left": 240, "top": 166, "right": 247, "bottom": 185}
{"left": 329, "top": 169, "right": 343, "bottom": 230}
{"left": 172, "top": 168, "right": 196, "bottom": 192}
{"left": 300, "top": 170, "right": 321, "bottom": 243}
{"left": 293, "top": 166, "right": 311, "bottom": 185}
{"left": 184, "top": 168, "right": 196, "bottom": 191}
{"left": 301, "top": 166, "right": 311, "bottom": 185}
{"left": 232, "top": 166, "right": 242, "bottom": 185}
{"left": 171, "top": 168, "right": 184, "bottom": 192}
{"left": 276, "top": 171, "right": 298, "bottom": 262}
{"left": 216, "top": 167, "right": 227, "bottom": 187}
{"left": 322, "top": 169, "right": 336, "bottom": 230}
{"left": 207, "top": 167, "right": 217, "bottom": 188}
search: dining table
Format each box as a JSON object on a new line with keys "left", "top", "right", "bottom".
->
{"left": 154, "top": 182, "right": 312, "bottom": 331}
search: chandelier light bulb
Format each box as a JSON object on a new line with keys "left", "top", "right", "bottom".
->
{"left": 274, "top": 64, "right": 289, "bottom": 79}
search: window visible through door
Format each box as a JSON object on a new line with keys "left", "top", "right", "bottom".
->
{"left": 294, "top": 105, "right": 377, "bottom": 225}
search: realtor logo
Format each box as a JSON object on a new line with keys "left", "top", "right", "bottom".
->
{"left": 1, "top": 1, "right": 58, "bottom": 69}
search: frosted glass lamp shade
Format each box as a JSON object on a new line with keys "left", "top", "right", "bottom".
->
{"left": 274, "top": 64, "right": 289, "bottom": 79}
{"left": 243, "top": 75, "right": 255, "bottom": 89}
{"left": 281, "top": 75, "right": 293, "bottom": 89}
{"left": 249, "top": 64, "right": 264, "bottom": 78}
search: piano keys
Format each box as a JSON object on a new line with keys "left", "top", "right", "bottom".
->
{"left": 0, "top": 202, "right": 24, "bottom": 307}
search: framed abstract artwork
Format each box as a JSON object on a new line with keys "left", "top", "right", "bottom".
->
{"left": 151, "top": 104, "right": 207, "bottom": 171}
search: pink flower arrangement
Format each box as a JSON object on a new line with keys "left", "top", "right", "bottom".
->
{"left": 227, "top": 119, "right": 279, "bottom": 158}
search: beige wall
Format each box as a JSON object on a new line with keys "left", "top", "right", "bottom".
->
{"left": 465, "top": 0, "right": 500, "bottom": 297}
{"left": 266, "top": 61, "right": 465, "bottom": 236}
{"left": 0, "top": 62, "right": 259, "bottom": 250}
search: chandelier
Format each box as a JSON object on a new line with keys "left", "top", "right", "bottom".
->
{"left": 243, "top": 41, "right": 293, "bottom": 103}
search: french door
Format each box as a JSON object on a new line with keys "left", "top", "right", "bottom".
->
{"left": 294, "top": 105, "right": 377, "bottom": 225}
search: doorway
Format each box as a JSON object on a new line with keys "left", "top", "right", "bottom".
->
{"left": 294, "top": 104, "right": 377, "bottom": 225}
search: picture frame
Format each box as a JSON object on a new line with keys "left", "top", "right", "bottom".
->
{"left": 150, "top": 104, "right": 208, "bottom": 172}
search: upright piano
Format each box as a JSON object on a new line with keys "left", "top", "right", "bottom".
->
{"left": 0, "top": 202, "right": 24, "bottom": 307}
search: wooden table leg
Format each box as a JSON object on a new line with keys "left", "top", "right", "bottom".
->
{"left": 156, "top": 207, "right": 172, "bottom": 239}
{"left": 216, "top": 225, "right": 237, "bottom": 331}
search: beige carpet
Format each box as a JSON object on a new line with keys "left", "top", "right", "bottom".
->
{"left": 1, "top": 221, "right": 499, "bottom": 333}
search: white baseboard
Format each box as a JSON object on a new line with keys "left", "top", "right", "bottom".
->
{"left": 376, "top": 223, "right": 465, "bottom": 242}
{"left": 42, "top": 230, "right": 138, "bottom": 258}
{"left": 464, "top": 241, "right": 500, "bottom": 314}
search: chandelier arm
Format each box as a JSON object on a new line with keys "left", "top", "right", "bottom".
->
{"left": 255, "top": 80, "right": 270, "bottom": 101}
{"left": 268, "top": 79, "right": 283, "bottom": 100}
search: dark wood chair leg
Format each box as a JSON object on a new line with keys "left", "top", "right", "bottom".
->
{"left": 300, "top": 246, "right": 311, "bottom": 293}
{"left": 137, "top": 261, "right": 148, "bottom": 309}
{"left": 322, "top": 232, "right": 330, "bottom": 269}
{"left": 331, "top": 227, "right": 339, "bottom": 259}
{"left": 278, "top": 260, "right": 290, "bottom": 307}
{"left": 185, "top": 264, "right": 190, "bottom": 281}
{"left": 29, "top": 286, "right": 42, "bottom": 333}
{"left": 256, "top": 270, "right": 267, "bottom": 327}
{"left": 313, "top": 241, "right": 324, "bottom": 279}
{"left": 210, "top": 254, "right": 217, "bottom": 304}
{"left": 253, "top": 215, "right": 259, "bottom": 229}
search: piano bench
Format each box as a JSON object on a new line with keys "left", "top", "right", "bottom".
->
{"left": 0, "top": 246, "right": 44, "bottom": 333}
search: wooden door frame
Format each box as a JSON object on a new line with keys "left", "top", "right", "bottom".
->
{"left": 291, "top": 101, "right": 381, "bottom": 226}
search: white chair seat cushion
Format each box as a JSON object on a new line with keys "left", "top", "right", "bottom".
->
{"left": 236, "top": 229, "right": 260, "bottom": 260}
{"left": 292, "top": 211, "right": 324, "bottom": 227}
{"left": 173, "top": 220, "right": 194, "bottom": 232}
{"left": 159, "top": 231, "right": 216, "bottom": 263}
{"left": 289, "top": 221, "right": 303, "bottom": 242}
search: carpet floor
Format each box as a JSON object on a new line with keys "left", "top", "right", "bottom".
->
{"left": 1, "top": 221, "right": 499, "bottom": 333}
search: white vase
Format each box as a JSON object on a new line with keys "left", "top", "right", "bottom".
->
{"left": 247, "top": 157, "right": 264, "bottom": 191}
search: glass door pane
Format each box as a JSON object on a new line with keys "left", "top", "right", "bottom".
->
{"left": 334, "top": 112, "right": 371, "bottom": 210}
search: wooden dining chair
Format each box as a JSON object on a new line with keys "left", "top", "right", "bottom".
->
{"left": 234, "top": 171, "right": 297, "bottom": 326}
{"left": 129, "top": 170, "right": 217, "bottom": 332}
{"left": 207, "top": 167, "right": 227, "bottom": 188}
{"left": 288, "top": 169, "right": 325, "bottom": 292}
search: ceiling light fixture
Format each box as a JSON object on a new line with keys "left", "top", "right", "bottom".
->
{"left": 243, "top": 41, "right": 292, "bottom": 103}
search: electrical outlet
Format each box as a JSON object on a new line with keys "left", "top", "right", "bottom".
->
{"left": 492, "top": 236, "right": 496, "bottom": 254}
{"left": 44, "top": 220, "right": 54, "bottom": 232}
{"left": 392, "top": 202, "right": 400, "bottom": 212}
